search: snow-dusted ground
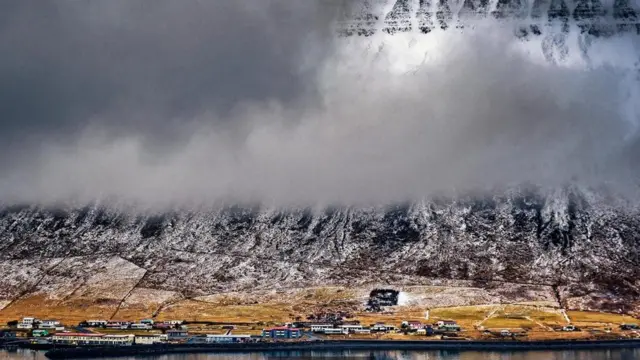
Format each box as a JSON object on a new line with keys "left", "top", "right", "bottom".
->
{"left": 1, "top": 186, "right": 640, "bottom": 314}
{"left": 122, "top": 287, "right": 182, "bottom": 308}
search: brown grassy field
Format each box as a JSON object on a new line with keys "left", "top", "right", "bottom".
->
{"left": 0, "top": 295, "right": 118, "bottom": 324}
{"left": 478, "top": 305, "right": 567, "bottom": 330}
{"left": 155, "top": 300, "right": 295, "bottom": 324}
{"left": 430, "top": 305, "right": 493, "bottom": 327}
{"left": 567, "top": 311, "right": 637, "bottom": 326}
{"left": 1, "top": 288, "right": 639, "bottom": 342}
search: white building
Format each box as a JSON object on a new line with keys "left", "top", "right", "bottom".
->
{"left": 39, "top": 324, "right": 65, "bottom": 330}
{"left": 51, "top": 333, "right": 134, "bottom": 346}
{"left": 21, "top": 317, "right": 36, "bottom": 324}
{"left": 134, "top": 334, "right": 167, "bottom": 345}
{"left": 39, "top": 320, "right": 61, "bottom": 328}
{"left": 339, "top": 324, "right": 364, "bottom": 333}
{"left": 371, "top": 324, "right": 396, "bottom": 332}
{"left": 164, "top": 320, "right": 183, "bottom": 325}
{"left": 107, "top": 321, "right": 131, "bottom": 329}
{"left": 86, "top": 320, "right": 108, "bottom": 327}
{"left": 322, "top": 328, "right": 346, "bottom": 335}
{"left": 205, "top": 334, "right": 251, "bottom": 343}
{"left": 130, "top": 323, "right": 152, "bottom": 330}
{"left": 17, "top": 323, "right": 33, "bottom": 329}
{"left": 41, "top": 320, "right": 60, "bottom": 326}
{"left": 310, "top": 324, "right": 333, "bottom": 333}
{"left": 167, "top": 329, "right": 188, "bottom": 340}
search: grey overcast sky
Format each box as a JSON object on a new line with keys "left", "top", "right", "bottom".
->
{"left": 0, "top": 0, "right": 342, "bottom": 159}
{"left": 1, "top": 0, "right": 640, "bottom": 207}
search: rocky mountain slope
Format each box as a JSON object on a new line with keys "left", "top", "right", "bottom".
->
{"left": 1, "top": 185, "right": 640, "bottom": 315}
{"left": 339, "top": 0, "right": 640, "bottom": 37}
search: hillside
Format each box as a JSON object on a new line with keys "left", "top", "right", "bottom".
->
{"left": 1, "top": 185, "right": 639, "bottom": 319}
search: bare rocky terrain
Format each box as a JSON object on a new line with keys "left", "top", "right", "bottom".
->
{"left": 1, "top": 185, "right": 639, "bottom": 317}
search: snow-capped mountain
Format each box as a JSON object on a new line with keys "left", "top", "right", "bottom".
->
{"left": 1, "top": 185, "right": 639, "bottom": 313}
{"left": 338, "top": 0, "right": 640, "bottom": 37}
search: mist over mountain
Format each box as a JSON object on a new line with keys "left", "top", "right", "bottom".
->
{"left": 1, "top": 0, "right": 640, "bottom": 314}
{"left": 0, "top": 0, "right": 639, "bottom": 206}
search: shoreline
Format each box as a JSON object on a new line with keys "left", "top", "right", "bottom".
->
{"left": 43, "top": 339, "right": 640, "bottom": 359}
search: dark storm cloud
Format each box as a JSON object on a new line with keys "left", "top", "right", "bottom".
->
{"left": 0, "top": 0, "right": 341, "bottom": 160}
{"left": 1, "top": 0, "right": 639, "bottom": 207}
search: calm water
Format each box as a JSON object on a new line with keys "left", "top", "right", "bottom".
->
{"left": 2, "top": 349, "right": 640, "bottom": 360}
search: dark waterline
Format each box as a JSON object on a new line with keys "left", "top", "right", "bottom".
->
{"left": 3, "top": 349, "right": 640, "bottom": 360}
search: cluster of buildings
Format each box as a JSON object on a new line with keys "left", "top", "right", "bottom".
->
{"left": 307, "top": 319, "right": 461, "bottom": 336}
{"left": 15, "top": 318, "right": 64, "bottom": 331}
{"left": 3, "top": 314, "right": 469, "bottom": 348}
{"left": 82, "top": 319, "right": 185, "bottom": 330}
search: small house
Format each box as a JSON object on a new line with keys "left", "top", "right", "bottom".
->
{"left": 322, "top": 328, "right": 346, "bottom": 335}
{"left": 40, "top": 320, "right": 60, "bottom": 327}
{"left": 140, "top": 319, "right": 154, "bottom": 325}
{"left": 310, "top": 324, "right": 333, "bottom": 333}
{"left": 262, "top": 327, "right": 302, "bottom": 339}
{"left": 167, "top": 329, "right": 188, "bottom": 341}
{"left": 371, "top": 323, "right": 396, "bottom": 332}
{"left": 86, "top": 320, "right": 108, "bottom": 327}
{"left": 562, "top": 325, "right": 576, "bottom": 332}
{"left": 135, "top": 334, "right": 167, "bottom": 345}
{"left": 436, "top": 320, "right": 457, "bottom": 327}
{"left": 205, "top": 334, "right": 251, "bottom": 343}
{"left": 130, "top": 323, "right": 152, "bottom": 330}
{"left": 32, "top": 329, "right": 49, "bottom": 337}
{"left": 436, "top": 320, "right": 460, "bottom": 332}
{"left": 17, "top": 323, "right": 33, "bottom": 329}
{"left": 21, "top": 317, "right": 36, "bottom": 325}
{"left": 107, "top": 321, "right": 131, "bottom": 329}
{"left": 416, "top": 326, "right": 434, "bottom": 336}
{"left": 402, "top": 321, "right": 424, "bottom": 330}
{"left": 339, "top": 324, "right": 364, "bottom": 333}
{"left": 164, "top": 320, "right": 184, "bottom": 325}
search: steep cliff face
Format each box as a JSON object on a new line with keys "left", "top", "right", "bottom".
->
{"left": 339, "top": 0, "right": 640, "bottom": 38}
{"left": 1, "top": 185, "right": 639, "bottom": 313}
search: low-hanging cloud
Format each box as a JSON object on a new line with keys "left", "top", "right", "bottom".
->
{"left": 1, "top": 0, "right": 640, "bottom": 207}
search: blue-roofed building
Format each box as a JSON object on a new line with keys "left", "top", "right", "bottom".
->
{"left": 262, "top": 327, "right": 301, "bottom": 339}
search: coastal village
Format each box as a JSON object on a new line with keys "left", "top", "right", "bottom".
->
{"left": 3, "top": 314, "right": 639, "bottom": 348}
{"left": 3, "top": 288, "right": 640, "bottom": 350}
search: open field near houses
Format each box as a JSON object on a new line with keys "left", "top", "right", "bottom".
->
{"left": 1, "top": 284, "right": 639, "bottom": 341}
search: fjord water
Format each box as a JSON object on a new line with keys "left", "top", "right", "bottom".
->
{"left": 3, "top": 349, "right": 640, "bottom": 360}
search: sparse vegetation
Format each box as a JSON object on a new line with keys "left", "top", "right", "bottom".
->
{"left": 567, "top": 311, "right": 637, "bottom": 325}
{"left": 1, "top": 287, "right": 638, "bottom": 341}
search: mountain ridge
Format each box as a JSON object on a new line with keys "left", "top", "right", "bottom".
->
{"left": 2, "top": 185, "right": 639, "bottom": 315}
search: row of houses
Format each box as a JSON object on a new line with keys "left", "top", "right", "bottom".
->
{"left": 310, "top": 324, "right": 377, "bottom": 335}
{"left": 15, "top": 317, "right": 64, "bottom": 331}
{"left": 308, "top": 320, "right": 461, "bottom": 335}
{"left": 44, "top": 327, "right": 291, "bottom": 346}
{"left": 81, "top": 319, "right": 184, "bottom": 330}
{"left": 49, "top": 333, "right": 135, "bottom": 346}
{"left": 46, "top": 330, "right": 189, "bottom": 346}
